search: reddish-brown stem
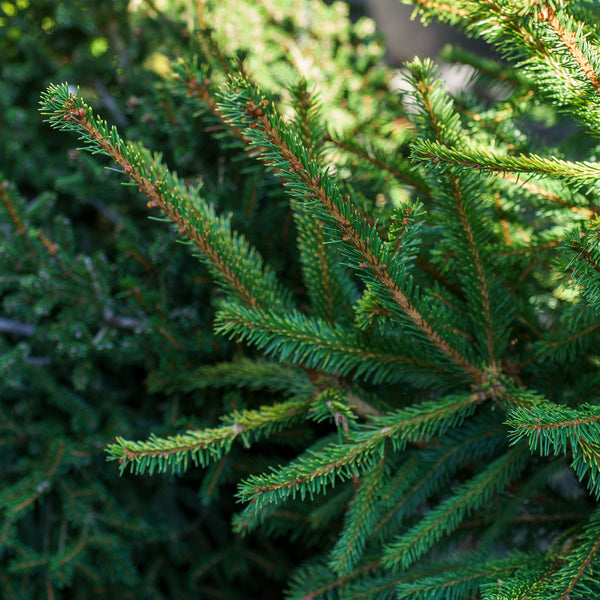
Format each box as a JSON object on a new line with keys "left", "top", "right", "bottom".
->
{"left": 245, "top": 99, "right": 482, "bottom": 381}
{"left": 62, "top": 96, "right": 261, "bottom": 311}
{"left": 0, "top": 181, "right": 26, "bottom": 234}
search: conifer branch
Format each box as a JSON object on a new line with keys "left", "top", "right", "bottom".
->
{"left": 508, "top": 401, "right": 600, "bottom": 497}
{"left": 237, "top": 392, "right": 479, "bottom": 508}
{"left": 409, "top": 0, "right": 469, "bottom": 20}
{"left": 181, "top": 67, "right": 358, "bottom": 324}
{"left": 408, "top": 58, "right": 503, "bottom": 366}
{"left": 39, "top": 83, "right": 292, "bottom": 314}
{"left": 214, "top": 301, "right": 456, "bottom": 384}
{"left": 23, "top": 2, "right": 600, "bottom": 596}
{"left": 382, "top": 444, "right": 529, "bottom": 569}
{"left": 217, "top": 77, "right": 483, "bottom": 381}
{"left": 0, "top": 180, "right": 25, "bottom": 234}
{"left": 412, "top": 139, "right": 600, "bottom": 184}
{"left": 395, "top": 552, "right": 531, "bottom": 600}
{"left": 286, "top": 85, "right": 358, "bottom": 323}
{"left": 1, "top": 439, "right": 64, "bottom": 518}
{"left": 408, "top": 0, "right": 600, "bottom": 131}
{"left": 288, "top": 559, "right": 383, "bottom": 600}
{"left": 484, "top": 508, "right": 600, "bottom": 599}
{"left": 550, "top": 506, "right": 600, "bottom": 600}
{"left": 148, "top": 357, "right": 314, "bottom": 397}
{"left": 561, "top": 225, "right": 600, "bottom": 313}
{"left": 290, "top": 81, "right": 327, "bottom": 162}
{"left": 373, "top": 420, "right": 508, "bottom": 539}
{"left": 328, "top": 455, "right": 387, "bottom": 574}
{"left": 178, "top": 62, "right": 249, "bottom": 148}
{"left": 478, "top": 459, "right": 565, "bottom": 551}
{"left": 0, "top": 180, "right": 61, "bottom": 255}
{"left": 106, "top": 396, "right": 313, "bottom": 475}
{"left": 539, "top": 3, "right": 600, "bottom": 97}
{"left": 499, "top": 173, "right": 597, "bottom": 218}
{"left": 535, "top": 321, "right": 600, "bottom": 363}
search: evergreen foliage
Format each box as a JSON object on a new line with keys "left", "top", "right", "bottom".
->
{"left": 5, "top": 0, "right": 600, "bottom": 597}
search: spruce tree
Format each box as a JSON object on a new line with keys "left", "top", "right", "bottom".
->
{"left": 19, "top": 0, "right": 600, "bottom": 597}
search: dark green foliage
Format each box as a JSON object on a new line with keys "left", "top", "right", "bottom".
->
{"left": 5, "top": 0, "right": 600, "bottom": 598}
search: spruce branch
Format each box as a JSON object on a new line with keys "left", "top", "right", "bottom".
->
{"left": 39, "top": 83, "right": 292, "bottom": 313}
{"left": 382, "top": 444, "right": 530, "bottom": 570}
{"left": 325, "top": 133, "right": 430, "bottom": 195}
{"left": 546, "top": 506, "right": 600, "bottom": 600}
{"left": 0, "top": 179, "right": 26, "bottom": 234}
{"left": 26, "top": 2, "right": 600, "bottom": 597}
{"left": 106, "top": 396, "right": 314, "bottom": 475}
{"left": 328, "top": 455, "right": 388, "bottom": 575}
{"left": 284, "top": 88, "right": 362, "bottom": 324}
{"left": 507, "top": 401, "right": 600, "bottom": 498}
{"left": 292, "top": 552, "right": 531, "bottom": 600}
{"left": 533, "top": 306, "right": 600, "bottom": 363}
{"left": 174, "top": 59, "right": 252, "bottom": 154}
{"left": 412, "top": 138, "right": 600, "bottom": 184}
{"left": 407, "top": 0, "right": 600, "bottom": 132}
{"left": 237, "top": 392, "right": 479, "bottom": 508}
{"left": 0, "top": 439, "right": 64, "bottom": 519}
{"left": 537, "top": 2, "right": 600, "bottom": 96}
{"left": 0, "top": 179, "right": 61, "bottom": 256}
{"left": 306, "top": 388, "right": 357, "bottom": 437}
{"left": 147, "top": 357, "right": 314, "bottom": 397}
{"left": 179, "top": 65, "right": 359, "bottom": 324}
{"left": 289, "top": 80, "right": 328, "bottom": 163}
{"left": 560, "top": 224, "right": 600, "bottom": 313}
{"left": 479, "top": 557, "right": 557, "bottom": 600}
{"left": 498, "top": 173, "right": 597, "bottom": 218}
{"left": 478, "top": 459, "right": 567, "bottom": 552}
{"left": 216, "top": 76, "right": 483, "bottom": 381}
{"left": 408, "top": 58, "right": 510, "bottom": 366}
{"left": 214, "top": 301, "right": 458, "bottom": 385}
{"left": 482, "top": 509, "right": 600, "bottom": 599}
{"left": 395, "top": 552, "right": 532, "bottom": 600}
{"left": 285, "top": 83, "right": 360, "bottom": 323}
{"left": 372, "top": 418, "right": 508, "bottom": 540}
{"left": 287, "top": 558, "right": 384, "bottom": 600}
